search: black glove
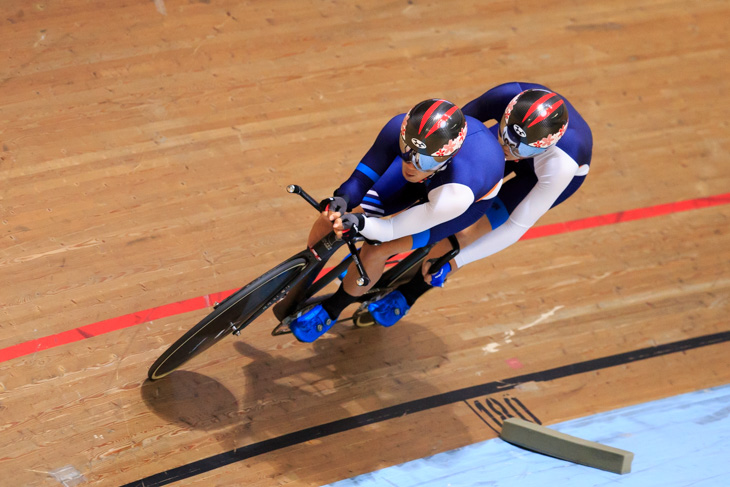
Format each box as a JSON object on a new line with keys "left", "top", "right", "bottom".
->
{"left": 340, "top": 213, "right": 365, "bottom": 241}
{"left": 319, "top": 195, "right": 349, "bottom": 215}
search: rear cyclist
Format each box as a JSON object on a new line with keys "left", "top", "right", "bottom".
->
{"left": 362, "top": 82, "right": 593, "bottom": 327}
{"left": 287, "top": 99, "right": 506, "bottom": 342}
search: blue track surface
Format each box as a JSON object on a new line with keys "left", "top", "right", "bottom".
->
{"left": 327, "top": 384, "right": 730, "bottom": 487}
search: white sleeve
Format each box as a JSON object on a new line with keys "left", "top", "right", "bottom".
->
{"left": 454, "top": 147, "right": 579, "bottom": 267}
{"left": 359, "top": 183, "right": 475, "bottom": 242}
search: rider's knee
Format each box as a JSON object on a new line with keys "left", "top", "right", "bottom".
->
{"left": 359, "top": 242, "right": 388, "bottom": 263}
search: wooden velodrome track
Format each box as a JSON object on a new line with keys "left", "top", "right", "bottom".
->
{"left": 1, "top": 0, "right": 729, "bottom": 485}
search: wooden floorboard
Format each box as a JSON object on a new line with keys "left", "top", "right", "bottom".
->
{"left": 1, "top": 0, "right": 729, "bottom": 485}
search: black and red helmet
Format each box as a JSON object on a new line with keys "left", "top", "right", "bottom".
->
{"left": 401, "top": 99, "right": 467, "bottom": 158}
{"left": 500, "top": 89, "right": 568, "bottom": 158}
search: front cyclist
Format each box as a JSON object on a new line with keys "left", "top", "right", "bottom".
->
{"left": 287, "top": 99, "right": 506, "bottom": 342}
{"left": 363, "top": 82, "right": 593, "bottom": 327}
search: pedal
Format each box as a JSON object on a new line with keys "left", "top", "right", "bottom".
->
{"left": 352, "top": 306, "right": 376, "bottom": 328}
{"left": 271, "top": 320, "right": 293, "bottom": 336}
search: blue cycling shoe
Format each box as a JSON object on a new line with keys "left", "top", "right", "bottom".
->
{"left": 367, "top": 290, "right": 410, "bottom": 327}
{"left": 289, "top": 304, "right": 336, "bottom": 342}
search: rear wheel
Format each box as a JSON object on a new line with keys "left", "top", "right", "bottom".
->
{"left": 147, "top": 258, "right": 308, "bottom": 380}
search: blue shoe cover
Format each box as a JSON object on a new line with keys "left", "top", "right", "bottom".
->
{"left": 290, "top": 305, "right": 336, "bottom": 342}
{"left": 367, "top": 290, "right": 410, "bottom": 327}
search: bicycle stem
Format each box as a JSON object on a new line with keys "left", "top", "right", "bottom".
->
{"left": 346, "top": 240, "right": 370, "bottom": 287}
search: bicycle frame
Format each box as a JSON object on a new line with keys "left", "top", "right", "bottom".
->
{"left": 274, "top": 186, "right": 461, "bottom": 323}
{"left": 147, "top": 184, "right": 459, "bottom": 379}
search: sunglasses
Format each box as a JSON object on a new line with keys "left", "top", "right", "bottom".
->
{"left": 500, "top": 123, "right": 548, "bottom": 159}
{"left": 398, "top": 145, "right": 451, "bottom": 172}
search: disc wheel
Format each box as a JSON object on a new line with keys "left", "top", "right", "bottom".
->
{"left": 147, "top": 258, "right": 307, "bottom": 380}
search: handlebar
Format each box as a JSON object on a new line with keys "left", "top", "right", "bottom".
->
{"left": 426, "top": 235, "right": 460, "bottom": 274}
{"left": 287, "top": 184, "right": 320, "bottom": 211}
{"left": 287, "top": 184, "right": 370, "bottom": 287}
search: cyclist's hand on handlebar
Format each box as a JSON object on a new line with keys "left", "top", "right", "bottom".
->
{"left": 319, "top": 196, "right": 348, "bottom": 222}
{"left": 338, "top": 213, "right": 365, "bottom": 241}
{"left": 422, "top": 259, "right": 454, "bottom": 287}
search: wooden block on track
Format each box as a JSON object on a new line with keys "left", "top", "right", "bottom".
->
{"left": 500, "top": 418, "right": 634, "bottom": 474}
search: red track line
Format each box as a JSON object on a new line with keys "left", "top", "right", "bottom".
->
{"left": 522, "top": 193, "right": 730, "bottom": 239}
{"left": 2, "top": 193, "right": 728, "bottom": 364}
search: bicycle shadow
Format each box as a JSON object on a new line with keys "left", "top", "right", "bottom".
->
{"left": 225, "top": 320, "right": 471, "bottom": 485}
{"left": 139, "top": 319, "right": 473, "bottom": 486}
{"left": 140, "top": 371, "right": 240, "bottom": 432}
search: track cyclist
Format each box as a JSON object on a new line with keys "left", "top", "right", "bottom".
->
{"left": 364, "top": 81, "right": 594, "bottom": 328}
{"left": 288, "top": 98, "right": 506, "bottom": 342}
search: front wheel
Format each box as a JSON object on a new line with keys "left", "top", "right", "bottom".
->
{"left": 147, "top": 258, "right": 308, "bottom": 380}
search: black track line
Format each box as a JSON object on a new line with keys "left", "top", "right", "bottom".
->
{"left": 124, "top": 329, "right": 730, "bottom": 487}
